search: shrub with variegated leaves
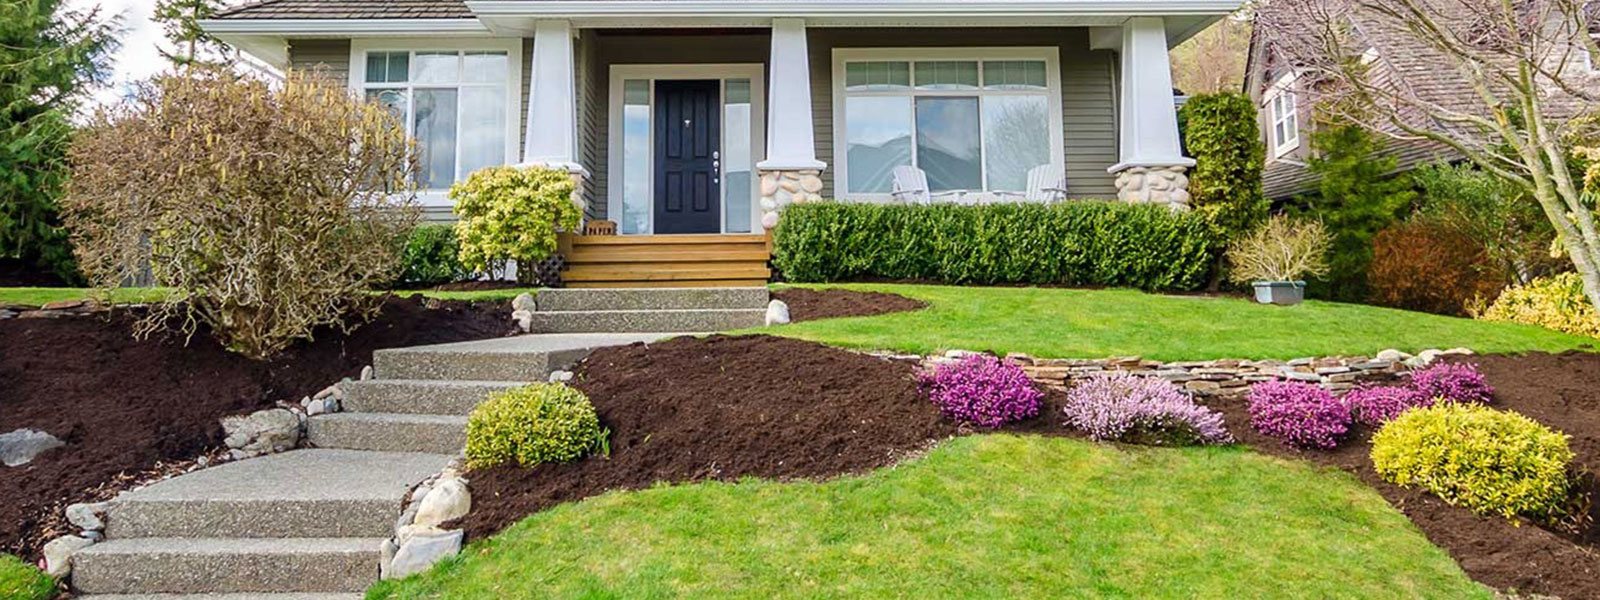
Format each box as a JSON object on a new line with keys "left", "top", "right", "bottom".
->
{"left": 917, "top": 354, "right": 1042, "bottom": 428}
{"left": 1061, "top": 372, "right": 1231, "bottom": 446}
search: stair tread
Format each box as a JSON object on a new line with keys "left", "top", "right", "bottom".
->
{"left": 81, "top": 594, "right": 363, "bottom": 600}
{"left": 80, "top": 537, "right": 385, "bottom": 555}
{"left": 115, "top": 449, "right": 450, "bottom": 503}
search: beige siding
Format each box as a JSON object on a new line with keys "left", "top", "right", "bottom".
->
{"left": 808, "top": 28, "right": 1120, "bottom": 199}
{"left": 287, "top": 39, "right": 351, "bottom": 80}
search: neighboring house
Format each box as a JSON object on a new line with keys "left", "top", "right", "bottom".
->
{"left": 202, "top": 0, "right": 1236, "bottom": 285}
{"left": 1246, "top": 4, "right": 1600, "bottom": 201}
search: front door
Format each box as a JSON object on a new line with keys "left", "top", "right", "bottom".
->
{"left": 654, "top": 80, "right": 721, "bottom": 234}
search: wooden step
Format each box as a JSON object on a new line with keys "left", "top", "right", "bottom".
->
{"left": 568, "top": 279, "right": 770, "bottom": 289}
{"left": 563, "top": 264, "right": 771, "bottom": 282}
{"left": 567, "top": 248, "right": 771, "bottom": 263}
{"left": 569, "top": 234, "right": 769, "bottom": 246}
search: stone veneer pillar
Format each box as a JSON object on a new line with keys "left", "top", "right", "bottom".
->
{"left": 1113, "top": 165, "right": 1191, "bottom": 210}
{"left": 758, "top": 170, "right": 825, "bottom": 229}
{"left": 1107, "top": 16, "right": 1194, "bottom": 211}
{"left": 757, "top": 18, "right": 827, "bottom": 230}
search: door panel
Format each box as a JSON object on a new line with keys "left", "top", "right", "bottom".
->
{"left": 654, "top": 80, "right": 721, "bottom": 234}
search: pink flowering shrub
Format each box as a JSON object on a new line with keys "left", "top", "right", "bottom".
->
{"left": 1247, "top": 380, "right": 1351, "bottom": 449}
{"left": 918, "top": 354, "right": 1042, "bottom": 428}
{"left": 1061, "top": 372, "right": 1232, "bottom": 446}
{"left": 1407, "top": 362, "right": 1494, "bottom": 405}
{"left": 1344, "top": 384, "right": 1432, "bottom": 427}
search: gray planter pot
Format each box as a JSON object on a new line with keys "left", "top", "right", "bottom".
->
{"left": 1252, "top": 281, "right": 1306, "bottom": 306}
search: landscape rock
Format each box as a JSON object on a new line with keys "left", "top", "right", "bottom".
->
{"left": 0, "top": 428, "right": 65, "bottom": 467}
{"left": 512, "top": 309, "right": 534, "bottom": 333}
{"left": 548, "top": 370, "right": 574, "bottom": 383}
{"left": 413, "top": 477, "right": 471, "bottom": 528}
{"left": 379, "top": 537, "right": 399, "bottom": 580}
{"left": 765, "top": 299, "right": 790, "bottom": 326}
{"left": 512, "top": 292, "right": 536, "bottom": 313}
{"left": 306, "top": 399, "right": 327, "bottom": 417}
{"left": 42, "top": 535, "right": 94, "bottom": 578}
{"left": 1376, "top": 348, "right": 1412, "bottom": 362}
{"left": 387, "top": 527, "right": 464, "bottom": 579}
{"left": 65, "top": 502, "right": 108, "bottom": 531}
{"left": 220, "top": 408, "right": 301, "bottom": 458}
{"left": 361, "top": 365, "right": 374, "bottom": 381}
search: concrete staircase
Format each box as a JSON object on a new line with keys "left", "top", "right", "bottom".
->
{"left": 522, "top": 287, "right": 769, "bottom": 333}
{"left": 73, "top": 328, "right": 680, "bottom": 598}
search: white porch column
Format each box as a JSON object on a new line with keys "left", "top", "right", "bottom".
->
{"left": 757, "top": 17, "right": 826, "bottom": 230}
{"left": 522, "top": 19, "right": 587, "bottom": 178}
{"left": 1109, "top": 16, "right": 1194, "bottom": 210}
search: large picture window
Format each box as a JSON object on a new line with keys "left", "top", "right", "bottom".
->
{"left": 358, "top": 48, "right": 516, "bottom": 190}
{"left": 834, "top": 50, "right": 1062, "bottom": 198}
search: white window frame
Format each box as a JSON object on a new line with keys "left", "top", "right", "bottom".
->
{"left": 606, "top": 64, "right": 767, "bottom": 236}
{"left": 1265, "top": 71, "right": 1300, "bottom": 159}
{"left": 349, "top": 38, "right": 523, "bottom": 207}
{"left": 830, "top": 47, "right": 1066, "bottom": 203}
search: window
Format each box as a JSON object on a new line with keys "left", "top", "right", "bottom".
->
{"left": 836, "top": 51, "right": 1060, "bottom": 197}
{"left": 1269, "top": 85, "right": 1300, "bottom": 158}
{"left": 360, "top": 49, "right": 513, "bottom": 190}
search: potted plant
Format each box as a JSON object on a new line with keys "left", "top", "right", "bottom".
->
{"left": 1225, "top": 215, "right": 1332, "bottom": 306}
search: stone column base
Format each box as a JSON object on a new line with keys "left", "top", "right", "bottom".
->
{"left": 1113, "top": 165, "right": 1191, "bottom": 211}
{"left": 758, "top": 169, "right": 825, "bottom": 230}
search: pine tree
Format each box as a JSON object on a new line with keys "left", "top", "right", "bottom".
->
{"left": 1302, "top": 124, "right": 1418, "bottom": 302}
{"left": 0, "top": 0, "right": 114, "bottom": 283}
{"left": 153, "top": 0, "right": 234, "bottom": 69}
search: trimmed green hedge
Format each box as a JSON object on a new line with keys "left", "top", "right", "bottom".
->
{"left": 772, "top": 202, "right": 1221, "bottom": 290}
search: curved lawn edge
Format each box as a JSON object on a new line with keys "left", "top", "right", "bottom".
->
{"left": 749, "top": 284, "right": 1594, "bottom": 361}
{"left": 368, "top": 435, "right": 1489, "bottom": 600}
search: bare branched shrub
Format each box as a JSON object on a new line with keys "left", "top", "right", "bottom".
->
{"left": 62, "top": 69, "right": 419, "bottom": 359}
{"left": 1226, "top": 215, "right": 1333, "bottom": 283}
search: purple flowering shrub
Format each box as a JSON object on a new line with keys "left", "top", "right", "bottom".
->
{"left": 1407, "top": 362, "right": 1494, "bottom": 405}
{"left": 1061, "top": 372, "right": 1232, "bottom": 446}
{"left": 1247, "top": 380, "right": 1351, "bottom": 449}
{"left": 918, "top": 354, "right": 1042, "bottom": 428}
{"left": 1344, "top": 384, "right": 1432, "bottom": 427}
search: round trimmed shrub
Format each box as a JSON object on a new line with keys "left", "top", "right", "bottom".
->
{"left": 918, "top": 354, "right": 1042, "bottom": 428}
{"left": 1061, "top": 372, "right": 1231, "bottom": 446}
{"left": 1482, "top": 272, "right": 1600, "bottom": 339}
{"left": 1247, "top": 380, "right": 1351, "bottom": 449}
{"left": 396, "top": 224, "right": 470, "bottom": 287}
{"left": 1371, "top": 404, "right": 1573, "bottom": 519}
{"left": 1407, "top": 362, "right": 1494, "bottom": 405}
{"left": 465, "top": 383, "right": 602, "bottom": 469}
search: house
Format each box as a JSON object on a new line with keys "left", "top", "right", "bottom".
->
{"left": 1245, "top": 2, "right": 1599, "bottom": 201}
{"left": 203, "top": 0, "right": 1238, "bottom": 285}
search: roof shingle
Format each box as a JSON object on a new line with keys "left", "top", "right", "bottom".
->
{"left": 215, "top": 0, "right": 472, "bottom": 20}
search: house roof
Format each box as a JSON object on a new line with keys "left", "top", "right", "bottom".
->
{"left": 1262, "top": 137, "right": 1459, "bottom": 201}
{"left": 215, "top": 0, "right": 472, "bottom": 20}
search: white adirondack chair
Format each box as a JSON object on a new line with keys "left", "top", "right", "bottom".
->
{"left": 891, "top": 165, "right": 932, "bottom": 205}
{"left": 1026, "top": 164, "right": 1069, "bottom": 203}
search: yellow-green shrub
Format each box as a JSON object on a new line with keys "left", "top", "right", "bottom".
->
{"left": 1481, "top": 272, "right": 1600, "bottom": 339}
{"left": 465, "top": 383, "right": 601, "bottom": 469}
{"left": 451, "top": 166, "right": 582, "bottom": 276}
{"left": 1371, "top": 403, "right": 1573, "bottom": 520}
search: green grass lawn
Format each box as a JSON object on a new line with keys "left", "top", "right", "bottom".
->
{"left": 0, "top": 287, "right": 534, "bottom": 306}
{"left": 368, "top": 435, "right": 1488, "bottom": 600}
{"left": 754, "top": 284, "right": 1594, "bottom": 360}
{"left": 0, "top": 554, "right": 54, "bottom": 600}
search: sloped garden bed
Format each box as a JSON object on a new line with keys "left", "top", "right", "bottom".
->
{"left": 770, "top": 287, "right": 927, "bottom": 323}
{"left": 0, "top": 295, "right": 511, "bottom": 560}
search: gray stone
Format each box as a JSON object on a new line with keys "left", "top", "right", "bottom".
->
{"left": 1376, "top": 348, "right": 1412, "bottom": 362}
{"left": 512, "top": 309, "right": 534, "bottom": 333}
{"left": 511, "top": 292, "right": 536, "bottom": 313}
{"left": 1314, "top": 366, "right": 1352, "bottom": 375}
{"left": 1281, "top": 371, "right": 1322, "bottom": 382}
{"left": 306, "top": 399, "right": 328, "bottom": 417}
{"left": 43, "top": 534, "right": 94, "bottom": 577}
{"left": 0, "top": 428, "right": 65, "bottom": 467}
{"left": 66, "top": 501, "right": 109, "bottom": 531}
{"left": 221, "top": 408, "right": 301, "bottom": 456}
{"left": 379, "top": 538, "right": 399, "bottom": 580}
{"left": 413, "top": 477, "right": 470, "bottom": 528}
{"left": 72, "top": 537, "right": 384, "bottom": 594}
{"left": 548, "top": 369, "right": 574, "bottom": 383}
{"left": 386, "top": 527, "right": 463, "bottom": 579}
{"left": 360, "top": 365, "right": 374, "bottom": 381}
{"left": 765, "top": 299, "right": 791, "bottom": 326}
{"left": 531, "top": 287, "right": 769, "bottom": 312}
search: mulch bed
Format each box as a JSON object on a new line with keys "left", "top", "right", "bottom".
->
{"left": 403, "top": 280, "right": 522, "bottom": 292}
{"left": 771, "top": 287, "right": 927, "bottom": 322}
{"left": 0, "top": 296, "right": 512, "bottom": 561}
{"left": 460, "top": 335, "right": 1600, "bottom": 599}
{"left": 1199, "top": 352, "right": 1600, "bottom": 600}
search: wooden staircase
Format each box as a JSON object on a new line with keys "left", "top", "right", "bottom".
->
{"left": 558, "top": 233, "right": 772, "bottom": 288}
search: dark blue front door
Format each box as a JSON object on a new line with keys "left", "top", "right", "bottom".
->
{"left": 654, "top": 80, "right": 721, "bottom": 234}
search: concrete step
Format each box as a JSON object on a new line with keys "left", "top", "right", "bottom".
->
{"left": 306, "top": 413, "right": 466, "bottom": 454}
{"left": 342, "top": 380, "right": 524, "bottom": 416}
{"left": 107, "top": 450, "right": 450, "bottom": 539}
{"left": 83, "top": 594, "right": 363, "bottom": 600}
{"left": 372, "top": 333, "right": 678, "bottom": 381}
{"left": 524, "top": 309, "right": 764, "bottom": 333}
{"left": 72, "top": 537, "right": 383, "bottom": 594}
{"left": 533, "top": 287, "right": 770, "bottom": 311}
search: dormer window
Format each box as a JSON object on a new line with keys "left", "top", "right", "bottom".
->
{"left": 1265, "top": 72, "right": 1300, "bottom": 158}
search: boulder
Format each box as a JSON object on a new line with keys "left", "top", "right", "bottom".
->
{"left": 387, "top": 527, "right": 464, "bottom": 579}
{"left": 1375, "top": 348, "right": 1412, "bottom": 362}
{"left": 220, "top": 408, "right": 301, "bottom": 457}
{"left": 512, "top": 292, "right": 536, "bottom": 313}
{"left": 0, "top": 428, "right": 65, "bottom": 467}
{"left": 765, "top": 299, "right": 790, "bottom": 326}
{"left": 42, "top": 535, "right": 94, "bottom": 577}
{"left": 413, "top": 477, "right": 471, "bottom": 528}
{"left": 512, "top": 309, "right": 534, "bottom": 333}
{"left": 65, "top": 502, "right": 108, "bottom": 531}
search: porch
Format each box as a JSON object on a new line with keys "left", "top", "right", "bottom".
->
{"left": 557, "top": 232, "right": 772, "bottom": 288}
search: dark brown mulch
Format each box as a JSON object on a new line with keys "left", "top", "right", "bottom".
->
{"left": 1199, "top": 352, "right": 1600, "bottom": 600}
{"left": 404, "top": 280, "right": 521, "bottom": 292}
{"left": 456, "top": 334, "right": 960, "bottom": 540}
{"left": 0, "top": 295, "right": 512, "bottom": 560}
{"left": 771, "top": 287, "right": 928, "bottom": 323}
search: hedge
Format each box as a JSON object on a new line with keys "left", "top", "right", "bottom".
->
{"left": 771, "top": 202, "right": 1221, "bottom": 290}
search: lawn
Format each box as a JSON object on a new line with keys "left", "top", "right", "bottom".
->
{"left": 368, "top": 435, "right": 1488, "bottom": 600}
{"left": 756, "top": 284, "right": 1594, "bottom": 360}
{"left": 0, "top": 554, "right": 53, "bottom": 600}
{"left": 0, "top": 286, "right": 536, "bottom": 306}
